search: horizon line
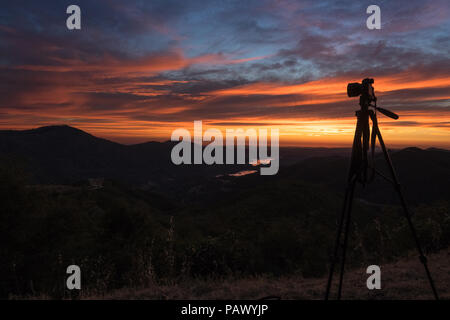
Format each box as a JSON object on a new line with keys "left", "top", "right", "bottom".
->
{"left": 1, "top": 124, "right": 450, "bottom": 151}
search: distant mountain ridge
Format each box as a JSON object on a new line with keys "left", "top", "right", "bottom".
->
{"left": 0, "top": 125, "right": 252, "bottom": 190}
{"left": 276, "top": 145, "right": 450, "bottom": 205}
{"left": 1, "top": 125, "right": 449, "bottom": 204}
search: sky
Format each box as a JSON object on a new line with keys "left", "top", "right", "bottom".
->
{"left": 1, "top": 0, "right": 449, "bottom": 147}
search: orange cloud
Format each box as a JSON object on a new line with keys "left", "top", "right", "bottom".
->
{"left": 209, "top": 73, "right": 450, "bottom": 99}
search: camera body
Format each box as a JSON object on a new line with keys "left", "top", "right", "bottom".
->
{"left": 347, "top": 78, "right": 375, "bottom": 99}
{"left": 346, "top": 78, "right": 399, "bottom": 120}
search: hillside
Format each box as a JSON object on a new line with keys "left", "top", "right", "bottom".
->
{"left": 89, "top": 247, "right": 450, "bottom": 300}
{"left": 1, "top": 125, "right": 449, "bottom": 299}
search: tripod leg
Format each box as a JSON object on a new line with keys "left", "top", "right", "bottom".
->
{"left": 325, "top": 175, "right": 357, "bottom": 300}
{"left": 326, "top": 113, "right": 363, "bottom": 300}
{"left": 325, "top": 180, "right": 351, "bottom": 299}
{"left": 325, "top": 179, "right": 352, "bottom": 299}
{"left": 337, "top": 177, "right": 357, "bottom": 299}
{"left": 374, "top": 125, "right": 439, "bottom": 300}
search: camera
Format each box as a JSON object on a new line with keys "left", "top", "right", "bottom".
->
{"left": 346, "top": 78, "right": 399, "bottom": 119}
{"left": 347, "top": 78, "right": 374, "bottom": 98}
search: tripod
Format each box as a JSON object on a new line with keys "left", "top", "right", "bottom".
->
{"left": 324, "top": 92, "right": 439, "bottom": 300}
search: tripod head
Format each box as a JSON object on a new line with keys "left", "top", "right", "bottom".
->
{"left": 347, "top": 78, "right": 399, "bottom": 120}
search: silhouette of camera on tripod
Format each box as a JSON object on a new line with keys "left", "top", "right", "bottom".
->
{"left": 325, "top": 78, "right": 439, "bottom": 300}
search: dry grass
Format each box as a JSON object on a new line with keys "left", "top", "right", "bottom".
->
{"left": 89, "top": 248, "right": 450, "bottom": 300}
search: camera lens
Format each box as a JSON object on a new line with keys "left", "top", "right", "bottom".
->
{"left": 347, "top": 83, "right": 362, "bottom": 97}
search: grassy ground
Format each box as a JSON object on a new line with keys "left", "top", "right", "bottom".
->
{"left": 89, "top": 248, "right": 449, "bottom": 300}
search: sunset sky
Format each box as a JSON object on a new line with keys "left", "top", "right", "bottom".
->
{"left": 1, "top": 0, "right": 449, "bottom": 147}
